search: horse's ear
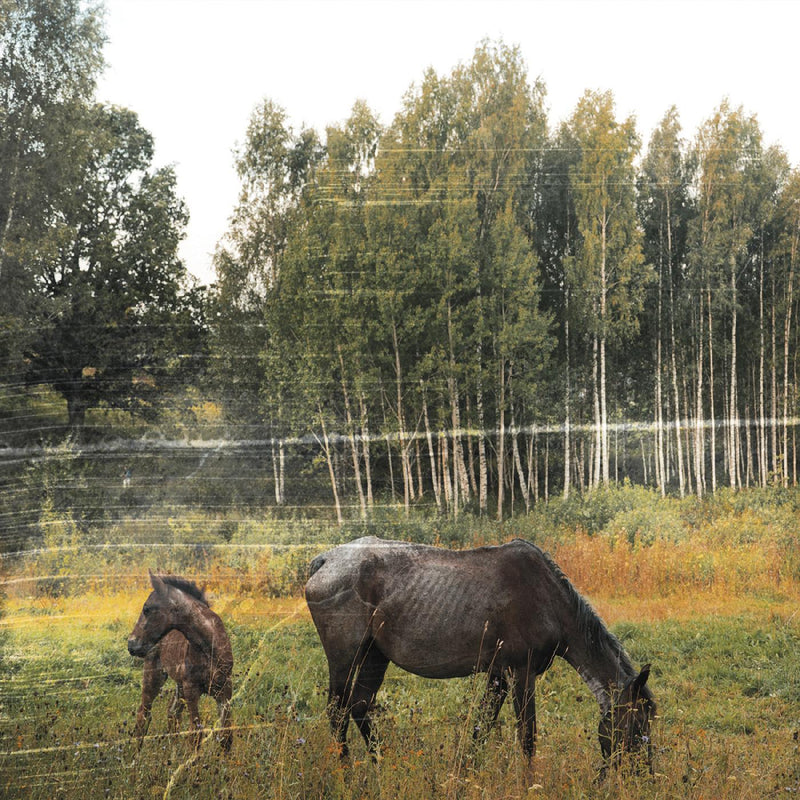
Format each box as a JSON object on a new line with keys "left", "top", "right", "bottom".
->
{"left": 633, "top": 664, "right": 651, "bottom": 694}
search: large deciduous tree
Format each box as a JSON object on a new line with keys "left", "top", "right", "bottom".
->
{"left": 1, "top": 1, "right": 196, "bottom": 436}
{"left": 23, "top": 104, "right": 191, "bottom": 432}
{"left": 0, "top": 0, "right": 104, "bottom": 382}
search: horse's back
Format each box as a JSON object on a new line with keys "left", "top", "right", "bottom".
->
{"left": 306, "top": 536, "right": 544, "bottom": 600}
{"left": 305, "top": 537, "right": 564, "bottom": 676}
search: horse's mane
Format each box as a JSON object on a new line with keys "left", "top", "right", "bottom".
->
{"left": 159, "top": 574, "right": 209, "bottom": 607}
{"left": 514, "top": 539, "right": 638, "bottom": 683}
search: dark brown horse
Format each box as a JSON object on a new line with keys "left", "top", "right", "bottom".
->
{"left": 305, "top": 537, "right": 654, "bottom": 770}
{"left": 127, "top": 572, "right": 233, "bottom": 750}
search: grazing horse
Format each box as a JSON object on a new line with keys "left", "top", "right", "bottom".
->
{"left": 305, "top": 537, "right": 654, "bottom": 770}
{"left": 127, "top": 572, "right": 233, "bottom": 750}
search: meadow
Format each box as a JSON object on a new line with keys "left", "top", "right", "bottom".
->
{"left": 2, "top": 487, "right": 800, "bottom": 799}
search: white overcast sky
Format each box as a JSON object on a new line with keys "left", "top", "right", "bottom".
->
{"left": 96, "top": 0, "right": 800, "bottom": 286}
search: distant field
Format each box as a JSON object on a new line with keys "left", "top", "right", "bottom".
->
{"left": 2, "top": 548, "right": 799, "bottom": 799}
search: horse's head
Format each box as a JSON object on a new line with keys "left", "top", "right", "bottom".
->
{"left": 127, "top": 572, "right": 184, "bottom": 657}
{"left": 598, "top": 664, "right": 655, "bottom": 773}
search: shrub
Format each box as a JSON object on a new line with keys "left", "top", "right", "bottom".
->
{"left": 545, "top": 483, "right": 665, "bottom": 535}
{"left": 607, "top": 506, "right": 689, "bottom": 545}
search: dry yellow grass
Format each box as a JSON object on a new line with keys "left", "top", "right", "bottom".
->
{"left": 3, "top": 527, "right": 799, "bottom": 799}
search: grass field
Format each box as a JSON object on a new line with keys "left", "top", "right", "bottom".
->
{"left": 2, "top": 531, "right": 800, "bottom": 799}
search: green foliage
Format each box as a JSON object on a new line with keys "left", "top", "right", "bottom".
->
{"left": 0, "top": 3, "right": 201, "bottom": 438}
{"left": 543, "top": 483, "right": 661, "bottom": 535}
{"left": 209, "top": 42, "right": 555, "bottom": 518}
{"left": 0, "top": 0, "right": 104, "bottom": 383}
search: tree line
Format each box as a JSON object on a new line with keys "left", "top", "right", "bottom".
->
{"left": 3, "top": 3, "right": 800, "bottom": 521}
{"left": 213, "top": 42, "right": 800, "bottom": 517}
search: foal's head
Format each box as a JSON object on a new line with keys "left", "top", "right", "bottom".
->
{"left": 598, "top": 664, "right": 655, "bottom": 773}
{"left": 127, "top": 572, "right": 206, "bottom": 657}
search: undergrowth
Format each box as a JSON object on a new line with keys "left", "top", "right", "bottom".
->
{"left": 2, "top": 488, "right": 800, "bottom": 797}
{"left": 1, "top": 592, "right": 798, "bottom": 800}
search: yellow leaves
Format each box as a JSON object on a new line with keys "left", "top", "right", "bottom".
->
{"left": 189, "top": 400, "right": 223, "bottom": 425}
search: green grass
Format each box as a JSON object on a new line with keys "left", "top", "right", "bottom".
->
{"left": 2, "top": 593, "right": 799, "bottom": 799}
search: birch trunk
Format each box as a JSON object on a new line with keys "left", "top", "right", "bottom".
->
{"left": 360, "top": 394, "right": 373, "bottom": 507}
{"left": 592, "top": 333, "right": 601, "bottom": 489}
{"left": 421, "top": 385, "right": 443, "bottom": 513}
{"left": 510, "top": 400, "right": 529, "bottom": 513}
{"left": 600, "top": 220, "right": 610, "bottom": 485}
{"left": 440, "top": 433, "right": 453, "bottom": 512}
{"left": 496, "top": 358, "right": 506, "bottom": 521}
{"left": 783, "top": 217, "right": 798, "bottom": 486}
{"left": 476, "top": 385, "right": 489, "bottom": 513}
{"left": 707, "top": 286, "right": 717, "bottom": 493}
{"left": 563, "top": 304, "right": 571, "bottom": 499}
{"left": 391, "top": 319, "right": 412, "bottom": 515}
{"left": 271, "top": 437, "right": 285, "bottom": 506}
{"left": 758, "top": 249, "right": 768, "bottom": 486}
{"left": 655, "top": 242, "right": 666, "bottom": 495}
{"left": 316, "top": 407, "right": 342, "bottom": 526}
{"left": 728, "top": 254, "right": 739, "bottom": 490}
{"left": 666, "top": 196, "right": 686, "bottom": 497}
{"left": 338, "top": 348, "right": 367, "bottom": 519}
{"left": 695, "top": 294, "right": 705, "bottom": 497}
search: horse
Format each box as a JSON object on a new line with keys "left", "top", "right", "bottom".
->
{"left": 305, "top": 536, "right": 655, "bottom": 772}
{"left": 127, "top": 572, "right": 234, "bottom": 750}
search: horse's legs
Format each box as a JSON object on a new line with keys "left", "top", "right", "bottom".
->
{"left": 326, "top": 642, "right": 388, "bottom": 759}
{"left": 349, "top": 646, "right": 389, "bottom": 757}
{"left": 511, "top": 667, "right": 537, "bottom": 760}
{"left": 474, "top": 671, "right": 508, "bottom": 744}
{"left": 327, "top": 662, "right": 356, "bottom": 758}
{"left": 135, "top": 657, "right": 167, "bottom": 746}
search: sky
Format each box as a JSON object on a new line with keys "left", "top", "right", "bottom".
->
{"left": 96, "top": 0, "right": 800, "bottom": 286}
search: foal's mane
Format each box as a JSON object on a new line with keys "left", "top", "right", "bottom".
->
{"left": 159, "top": 574, "right": 209, "bottom": 607}
{"left": 514, "top": 539, "right": 636, "bottom": 681}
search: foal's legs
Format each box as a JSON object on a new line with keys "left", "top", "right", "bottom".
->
{"left": 511, "top": 667, "right": 537, "bottom": 760}
{"left": 167, "top": 685, "right": 184, "bottom": 734}
{"left": 181, "top": 684, "right": 204, "bottom": 749}
{"left": 135, "top": 657, "right": 168, "bottom": 746}
{"left": 215, "top": 684, "right": 233, "bottom": 751}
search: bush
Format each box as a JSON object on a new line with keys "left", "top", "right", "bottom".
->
{"left": 607, "top": 506, "right": 689, "bottom": 545}
{"left": 543, "top": 483, "right": 666, "bottom": 536}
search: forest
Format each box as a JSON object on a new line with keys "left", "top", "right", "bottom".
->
{"left": 4, "top": 5, "right": 800, "bottom": 799}
{"left": 2, "top": 1, "right": 800, "bottom": 532}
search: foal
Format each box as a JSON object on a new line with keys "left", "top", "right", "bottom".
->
{"left": 128, "top": 572, "right": 233, "bottom": 750}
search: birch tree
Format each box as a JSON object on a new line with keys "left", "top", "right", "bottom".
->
{"left": 774, "top": 170, "right": 800, "bottom": 485}
{"left": 639, "top": 107, "right": 692, "bottom": 495}
{"left": 565, "top": 90, "right": 649, "bottom": 486}
{"left": 213, "top": 99, "right": 322, "bottom": 503}
{"left": 689, "top": 101, "right": 764, "bottom": 490}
